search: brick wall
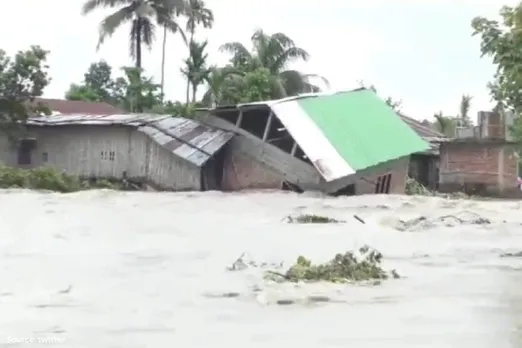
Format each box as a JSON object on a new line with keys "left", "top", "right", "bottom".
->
{"left": 222, "top": 150, "right": 283, "bottom": 191}
{"left": 439, "top": 142, "right": 518, "bottom": 195}
{"left": 355, "top": 156, "right": 409, "bottom": 194}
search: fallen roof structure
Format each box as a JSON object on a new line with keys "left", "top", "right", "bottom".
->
{"left": 201, "top": 88, "right": 430, "bottom": 194}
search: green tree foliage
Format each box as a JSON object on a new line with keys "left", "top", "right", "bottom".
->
{"left": 219, "top": 68, "right": 283, "bottom": 105}
{"left": 181, "top": 40, "right": 211, "bottom": 103}
{"left": 65, "top": 61, "right": 179, "bottom": 113}
{"left": 220, "top": 29, "right": 327, "bottom": 98}
{"left": 65, "top": 61, "right": 115, "bottom": 103}
{"left": 472, "top": 5, "right": 522, "bottom": 145}
{"left": 0, "top": 46, "right": 51, "bottom": 141}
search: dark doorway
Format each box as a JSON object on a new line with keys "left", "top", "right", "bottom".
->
{"left": 17, "top": 138, "right": 37, "bottom": 165}
{"left": 331, "top": 183, "right": 356, "bottom": 196}
{"left": 201, "top": 147, "right": 227, "bottom": 191}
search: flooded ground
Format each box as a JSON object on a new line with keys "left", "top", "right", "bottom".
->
{"left": 1, "top": 189, "right": 522, "bottom": 347}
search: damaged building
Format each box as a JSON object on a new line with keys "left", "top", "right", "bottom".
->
{"left": 200, "top": 88, "right": 430, "bottom": 195}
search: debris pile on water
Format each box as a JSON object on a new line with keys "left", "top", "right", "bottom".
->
{"left": 500, "top": 251, "right": 522, "bottom": 258}
{"left": 284, "top": 214, "right": 344, "bottom": 223}
{"left": 395, "top": 211, "right": 491, "bottom": 231}
{"left": 264, "top": 245, "right": 399, "bottom": 283}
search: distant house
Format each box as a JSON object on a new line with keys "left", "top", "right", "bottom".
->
{"left": 200, "top": 89, "right": 430, "bottom": 195}
{"left": 33, "top": 98, "right": 124, "bottom": 115}
{"left": 0, "top": 114, "right": 233, "bottom": 191}
{"left": 438, "top": 111, "right": 519, "bottom": 196}
{"left": 400, "top": 114, "right": 447, "bottom": 189}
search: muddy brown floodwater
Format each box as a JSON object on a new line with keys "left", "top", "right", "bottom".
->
{"left": 0, "top": 189, "right": 522, "bottom": 347}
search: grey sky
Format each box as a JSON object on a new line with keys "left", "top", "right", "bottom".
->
{"left": 2, "top": 0, "right": 513, "bottom": 120}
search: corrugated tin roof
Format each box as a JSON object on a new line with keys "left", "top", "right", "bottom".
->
{"left": 27, "top": 113, "right": 169, "bottom": 126}
{"left": 26, "top": 113, "right": 233, "bottom": 167}
{"left": 138, "top": 117, "right": 234, "bottom": 166}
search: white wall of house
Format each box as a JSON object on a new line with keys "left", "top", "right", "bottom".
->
{"left": 0, "top": 125, "right": 202, "bottom": 190}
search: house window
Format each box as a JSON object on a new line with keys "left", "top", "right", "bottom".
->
{"left": 374, "top": 173, "right": 392, "bottom": 194}
{"left": 42, "top": 152, "right": 48, "bottom": 163}
{"left": 17, "top": 138, "right": 37, "bottom": 165}
{"left": 109, "top": 151, "right": 115, "bottom": 161}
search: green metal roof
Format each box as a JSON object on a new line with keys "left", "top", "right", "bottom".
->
{"left": 295, "top": 89, "right": 430, "bottom": 171}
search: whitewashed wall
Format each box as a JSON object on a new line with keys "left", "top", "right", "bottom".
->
{"left": 0, "top": 125, "right": 202, "bottom": 190}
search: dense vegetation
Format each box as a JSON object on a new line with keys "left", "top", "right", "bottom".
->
{"left": 0, "top": 166, "right": 123, "bottom": 192}
{"left": 0, "top": 2, "right": 519, "bottom": 192}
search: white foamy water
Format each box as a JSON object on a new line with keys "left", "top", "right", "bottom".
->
{"left": 1, "top": 189, "right": 522, "bottom": 347}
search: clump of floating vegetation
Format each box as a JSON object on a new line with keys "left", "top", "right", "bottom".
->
{"left": 284, "top": 214, "right": 345, "bottom": 223}
{"left": 265, "top": 245, "right": 399, "bottom": 283}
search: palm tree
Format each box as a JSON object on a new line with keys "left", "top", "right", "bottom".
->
{"left": 82, "top": 0, "right": 187, "bottom": 69}
{"left": 181, "top": 0, "right": 213, "bottom": 104}
{"left": 180, "top": 40, "right": 211, "bottom": 103}
{"left": 201, "top": 66, "right": 243, "bottom": 107}
{"left": 220, "top": 29, "right": 327, "bottom": 96}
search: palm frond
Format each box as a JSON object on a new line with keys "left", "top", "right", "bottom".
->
{"left": 161, "top": 17, "right": 187, "bottom": 44}
{"left": 97, "top": 4, "right": 137, "bottom": 49}
{"left": 82, "top": 0, "right": 131, "bottom": 15}
{"left": 129, "top": 18, "right": 155, "bottom": 58}
{"left": 271, "top": 47, "right": 309, "bottom": 72}
{"left": 219, "top": 42, "right": 252, "bottom": 66}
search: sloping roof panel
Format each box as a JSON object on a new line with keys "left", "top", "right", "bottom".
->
{"left": 139, "top": 117, "right": 234, "bottom": 166}
{"left": 27, "top": 113, "right": 233, "bottom": 167}
{"left": 265, "top": 90, "right": 430, "bottom": 181}
{"left": 295, "top": 90, "right": 430, "bottom": 172}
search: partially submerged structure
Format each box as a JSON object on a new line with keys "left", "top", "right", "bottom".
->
{"left": 439, "top": 111, "right": 519, "bottom": 196}
{"left": 201, "top": 89, "right": 430, "bottom": 195}
{"left": 400, "top": 114, "right": 446, "bottom": 189}
{"left": 0, "top": 114, "right": 233, "bottom": 191}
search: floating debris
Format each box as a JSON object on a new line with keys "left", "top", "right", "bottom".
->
{"left": 395, "top": 211, "right": 491, "bottom": 231}
{"left": 226, "top": 252, "right": 283, "bottom": 272}
{"left": 284, "top": 214, "right": 344, "bottom": 223}
{"left": 500, "top": 251, "right": 522, "bottom": 258}
{"left": 264, "top": 245, "right": 399, "bottom": 283}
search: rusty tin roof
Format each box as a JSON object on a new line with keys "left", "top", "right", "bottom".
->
{"left": 27, "top": 113, "right": 234, "bottom": 166}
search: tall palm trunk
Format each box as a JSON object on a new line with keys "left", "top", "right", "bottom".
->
{"left": 192, "top": 83, "right": 197, "bottom": 103}
{"left": 160, "top": 26, "right": 167, "bottom": 102}
{"left": 186, "top": 29, "right": 194, "bottom": 105}
{"left": 135, "top": 18, "right": 143, "bottom": 112}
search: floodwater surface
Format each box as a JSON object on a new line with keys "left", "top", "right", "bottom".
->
{"left": 1, "top": 189, "right": 522, "bottom": 347}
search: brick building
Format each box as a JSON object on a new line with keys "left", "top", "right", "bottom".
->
{"left": 438, "top": 111, "right": 519, "bottom": 197}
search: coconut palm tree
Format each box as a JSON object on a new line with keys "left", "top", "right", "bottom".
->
{"left": 180, "top": 40, "right": 211, "bottom": 103}
{"left": 180, "top": 0, "right": 213, "bottom": 104}
{"left": 82, "top": 0, "right": 187, "bottom": 69}
{"left": 201, "top": 66, "right": 243, "bottom": 107}
{"left": 220, "top": 29, "right": 328, "bottom": 96}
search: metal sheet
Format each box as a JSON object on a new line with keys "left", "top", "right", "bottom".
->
{"left": 269, "top": 100, "right": 355, "bottom": 182}
{"left": 27, "top": 113, "right": 234, "bottom": 167}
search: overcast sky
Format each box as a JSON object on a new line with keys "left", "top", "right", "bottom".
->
{"left": 1, "top": 0, "right": 514, "bottom": 120}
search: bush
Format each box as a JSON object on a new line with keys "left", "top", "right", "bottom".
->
{"left": 405, "top": 177, "right": 432, "bottom": 195}
{"left": 0, "top": 166, "right": 81, "bottom": 192}
{"left": 265, "top": 245, "right": 400, "bottom": 283}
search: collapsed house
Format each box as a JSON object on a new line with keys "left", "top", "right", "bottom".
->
{"left": 200, "top": 89, "right": 430, "bottom": 195}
